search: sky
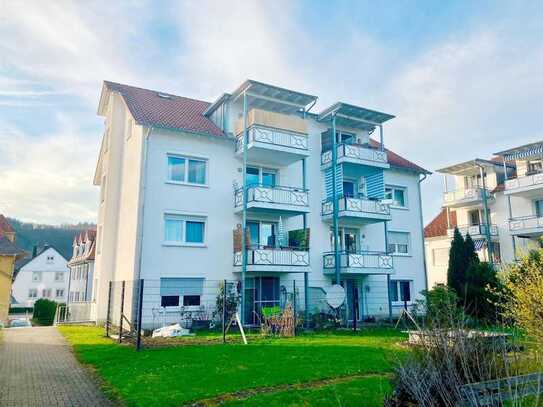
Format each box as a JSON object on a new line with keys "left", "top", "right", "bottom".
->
{"left": 1, "top": 1, "right": 542, "bottom": 225}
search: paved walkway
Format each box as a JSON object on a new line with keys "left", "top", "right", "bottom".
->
{"left": 0, "top": 326, "right": 112, "bottom": 406}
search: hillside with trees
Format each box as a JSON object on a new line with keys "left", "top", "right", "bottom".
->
{"left": 8, "top": 218, "right": 95, "bottom": 260}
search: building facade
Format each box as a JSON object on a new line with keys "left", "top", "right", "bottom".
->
{"left": 0, "top": 215, "right": 25, "bottom": 323}
{"left": 92, "top": 80, "right": 429, "bottom": 327}
{"left": 67, "top": 229, "right": 96, "bottom": 304}
{"left": 11, "top": 246, "right": 69, "bottom": 306}
{"left": 425, "top": 143, "right": 543, "bottom": 287}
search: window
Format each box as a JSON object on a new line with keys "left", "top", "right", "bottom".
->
{"left": 28, "top": 289, "right": 37, "bottom": 299}
{"left": 388, "top": 231, "right": 410, "bottom": 255}
{"left": 528, "top": 160, "right": 543, "bottom": 174}
{"left": 54, "top": 272, "right": 64, "bottom": 282}
{"left": 32, "top": 272, "right": 42, "bottom": 282}
{"left": 56, "top": 289, "right": 64, "bottom": 298}
{"left": 468, "top": 209, "right": 481, "bottom": 226}
{"left": 42, "top": 289, "right": 52, "bottom": 298}
{"left": 183, "top": 295, "right": 201, "bottom": 306}
{"left": 343, "top": 181, "right": 355, "bottom": 198}
{"left": 167, "top": 155, "right": 207, "bottom": 185}
{"left": 432, "top": 248, "right": 449, "bottom": 267}
{"left": 335, "top": 131, "right": 356, "bottom": 144}
{"left": 389, "top": 280, "right": 412, "bottom": 303}
{"left": 247, "top": 221, "right": 277, "bottom": 247}
{"left": 164, "top": 214, "right": 206, "bottom": 245}
{"left": 161, "top": 295, "right": 180, "bottom": 307}
{"left": 46, "top": 255, "right": 54, "bottom": 263}
{"left": 385, "top": 186, "right": 407, "bottom": 208}
{"left": 245, "top": 166, "right": 277, "bottom": 187}
{"left": 535, "top": 200, "right": 543, "bottom": 218}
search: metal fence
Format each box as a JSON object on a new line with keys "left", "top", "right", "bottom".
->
{"left": 104, "top": 276, "right": 411, "bottom": 350}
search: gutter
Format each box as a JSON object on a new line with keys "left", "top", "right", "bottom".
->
{"left": 135, "top": 127, "right": 152, "bottom": 282}
{"left": 417, "top": 173, "right": 430, "bottom": 292}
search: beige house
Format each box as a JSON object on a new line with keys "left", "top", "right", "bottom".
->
{"left": 0, "top": 215, "right": 25, "bottom": 323}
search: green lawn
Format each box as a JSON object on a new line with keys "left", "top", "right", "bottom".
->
{"left": 59, "top": 326, "right": 407, "bottom": 406}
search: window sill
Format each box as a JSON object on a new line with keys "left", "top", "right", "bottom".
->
{"left": 165, "top": 181, "right": 209, "bottom": 188}
{"left": 162, "top": 242, "right": 207, "bottom": 248}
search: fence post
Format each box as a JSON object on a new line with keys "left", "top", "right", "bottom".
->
{"left": 222, "top": 279, "right": 227, "bottom": 344}
{"left": 136, "top": 279, "right": 145, "bottom": 351}
{"left": 118, "top": 280, "right": 126, "bottom": 344}
{"left": 106, "top": 281, "right": 112, "bottom": 337}
{"left": 352, "top": 284, "right": 357, "bottom": 332}
{"left": 293, "top": 280, "right": 296, "bottom": 336}
{"left": 304, "top": 272, "right": 309, "bottom": 330}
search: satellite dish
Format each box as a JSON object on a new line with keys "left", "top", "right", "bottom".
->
{"left": 326, "top": 284, "right": 346, "bottom": 309}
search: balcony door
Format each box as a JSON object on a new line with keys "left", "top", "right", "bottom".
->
{"left": 248, "top": 221, "right": 277, "bottom": 248}
{"left": 330, "top": 227, "right": 359, "bottom": 253}
{"left": 468, "top": 209, "right": 481, "bottom": 226}
{"left": 245, "top": 166, "right": 277, "bottom": 187}
{"left": 244, "top": 276, "right": 280, "bottom": 325}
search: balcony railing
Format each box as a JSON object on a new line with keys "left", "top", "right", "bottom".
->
{"left": 321, "top": 143, "right": 388, "bottom": 166}
{"left": 509, "top": 215, "right": 543, "bottom": 232}
{"left": 322, "top": 196, "right": 390, "bottom": 217}
{"left": 236, "top": 125, "right": 309, "bottom": 152}
{"left": 443, "top": 187, "right": 491, "bottom": 205}
{"left": 234, "top": 184, "right": 309, "bottom": 208}
{"left": 447, "top": 224, "right": 499, "bottom": 237}
{"left": 234, "top": 247, "right": 310, "bottom": 267}
{"left": 505, "top": 173, "right": 543, "bottom": 192}
{"left": 323, "top": 251, "right": 393, "bottom": 271}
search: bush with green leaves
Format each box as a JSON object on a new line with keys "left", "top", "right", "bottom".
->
{"left": 414, "top": 285, "right": 462, "bottom": 327}
{"left": 32, "top": 298, "right": 58, "bottom": 326}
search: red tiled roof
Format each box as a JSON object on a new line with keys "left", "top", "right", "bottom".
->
{"left": 103, "top": 81, "right": 225, "bottom": 138}
{"left": 0, "top": 215, "right": 14, "bottom": 234}
{"left": 369, "top": 139, "right": 431, "bottom": 174}
{"left": 425, "top": 209, "right": 457, "bottom": 238}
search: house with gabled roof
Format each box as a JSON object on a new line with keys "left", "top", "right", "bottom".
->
{"left": 67, "top": 229, "right": 96, "bottom": 304}
{"left": 0, "top": 215, "right": 25, "bottom": 323}
{"left": 92, "top": 79, "right": 430, "bottom": 327}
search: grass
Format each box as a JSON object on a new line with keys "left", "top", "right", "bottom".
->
{"left": 59, "top": 325, "right": 407, "bottom": 406}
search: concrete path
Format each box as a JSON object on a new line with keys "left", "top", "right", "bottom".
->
{"left": 0, "top": 326, "right": 112, "bottom": 406}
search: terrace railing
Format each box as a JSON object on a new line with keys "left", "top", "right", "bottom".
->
{"left": 236, "top": 125, "right": 309, "bottom": 152}
{"left": 505, "top": 172, "right": 543, "bottom": 191}
{"left": 443, "top": 187, "right": 491, "bottom": 205}
{"left": 322, "top": 196, "right": 390, "bottom": 217}
{"left": 447, "top": 224, "right": 499, "bottom": 237}
{"left": 234, "top": 246, "right": 310, "bottom": 267}
{"left": 509, "top": 215, "right": 543, "bottom": 232}
{"left": 323, "top": 251, "right": 393, "bottom": 271}
{"left": 235, "top": 184, "right": 309, "bottom": 208}
{"left": 321, "top": 143, "right": 388, "bottom": 166}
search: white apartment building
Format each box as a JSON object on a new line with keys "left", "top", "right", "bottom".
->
{"left": 92, "top": 80, "right": 429, "bottom": 327}
{"left": 425, "top": 142, "right": 543, "bottom": 288}
{"left": 67, "top": 229, "right": 96, "bottom": 304}
{"left": 12, "top": 246, "right": 69, "bottom": 306}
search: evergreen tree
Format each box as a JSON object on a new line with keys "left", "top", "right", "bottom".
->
{"left": 464, "top": 261, "right": 501, "bottom": 321}
{"left": 464, "top": 233, "right": 480, "bottom": 267}
{"left": 447, "top": 227, "right": 466, "bottom": 295}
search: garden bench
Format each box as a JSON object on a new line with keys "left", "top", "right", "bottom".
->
{"left": 459, "top": 372, "right": 543, "bottom": 406}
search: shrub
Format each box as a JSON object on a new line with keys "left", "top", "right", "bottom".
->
{"left": 414, "top": 285, "right": 462, "bottom": 328}
{"left": 32, "top": 298, "right": 58, "bottom": 326}
{"left": 501, "top": 249, "right": 543, "bottom": 344}
{"left": 464, "top": 261, "right": 502, "bottom": 322}
{"left": 214, "top": 281, "right": 239, "bottom": 323}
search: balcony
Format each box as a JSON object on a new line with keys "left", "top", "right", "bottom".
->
{"left": 442, "top": 188, "right": 494, "bottom": 208}
{"left": 235, "top": 109, "right": 309, "bottom": 166}
{"left": 234, "top": 247, "right": 310, "bottom": 272}
{"left": 321, "top": 143, "right": 389, "bottom": 169}
{"left": 234, "top": 184, "right": 309, "bottom": 216}
{"left": 322, "top": 196, "right": 391, "bottom": 225}
{"left": 505, "top": 172, "right": 543, "bottom": 197}
{"left": 509, "top": 215, "right": 543, "bottom": 237}
{"left": 323, "top": 251, "right": 394, "bottom": 275}
{"left": 447, "top": 224, "right": 499, "bottom": 239}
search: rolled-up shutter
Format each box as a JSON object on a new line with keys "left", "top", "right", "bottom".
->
{"left": 160, "top": 278, "right": 204, "bottom": 296}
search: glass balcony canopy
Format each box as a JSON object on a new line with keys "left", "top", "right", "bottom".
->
{"left": 317, "top": 102, "right": 395, "bottom": 131}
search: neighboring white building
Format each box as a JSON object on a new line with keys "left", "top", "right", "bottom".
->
{"left": 67, "top": 229, "right": 96, "bottom": 304}
{"left": 12, "top": 246, "right": 69, "bottom": 306}
{"left": 425, "top": 144, "right": 543, "bottom": 287}
{"left": 92, "top": 80, "right": 430, "bottom": 328}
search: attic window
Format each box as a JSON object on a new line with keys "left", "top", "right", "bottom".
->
{"left": 157, "top": 93, "right": 173, "bottom": 99}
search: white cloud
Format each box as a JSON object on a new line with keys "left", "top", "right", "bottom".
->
{"left": 0, "top": 116, "right": 99, "bottom": 224}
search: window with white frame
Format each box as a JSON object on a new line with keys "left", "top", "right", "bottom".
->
{"left": 387, "top": 231, "right": 410, "bottom": 255}
{"left": 167, "top": 155, "right": 207, "bottom": 185}
{"left": 54, "top": 271, "right": 64, "bottom": 282}
{"left": 42, "top": 289, "right": 52, "bottom": 298}
{"left": 432, "top": 248, "right": 449, "bottom": 267}
{"left": 385, "top": 185, "right": 407, "bottom": 208}
{"left": 28, "top": 289, "right": 37, "bottom": 299}
{"left": 56, "top": 289, "right": 64, "bottom": 298}
{"left": 164, "top": 214, "right": 206, "bottom": 245}
{"left": 32, "top": 272, "right": 42, "bottom": 282}
{"left": 245, "top": 166, "right": 277, "bottom": 187}
{"left": 389, "top": 280, "right": 412, "bottom": 303}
